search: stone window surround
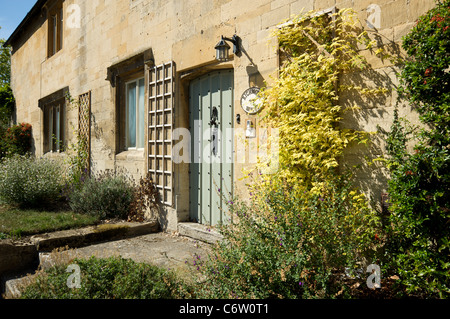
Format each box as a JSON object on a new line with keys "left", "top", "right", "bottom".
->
{"left": 47, "top": 0, "right": 63, "bottom": 58}
{"left": 38, "top": 86, "right": 69, "bottom": 153}
{"left": 106, "top": 48, "right": 154, "bottom": 156}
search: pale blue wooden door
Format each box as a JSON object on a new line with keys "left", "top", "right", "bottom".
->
{"left": 189, "top": 70, "right": 233, "bottom": 225}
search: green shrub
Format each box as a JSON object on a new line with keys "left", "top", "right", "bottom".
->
{"left": 0, "top": 154, "right": 66, "bottom": 208}
{"left": 384, "top": 0, "right": 450, "bottom": 298}
{"left": 0, "top": 85, "right": 15, "bottom": 159}
{"left": 385, "top": 112, "right": 450, "bottom": 298}
{"left": 20, "top": 256, "right": 193, "bottom": 299}
{"left": 0, "top": 125, "right": 7, "bottom": 159}
{"left": 0, "top": 84, "right": 15, "bottom": 125}
{"left": 68, "top": 171, "right": 134, "bottom": 219}
{"left": 194, "top": 174, "right": 381, "bottom": 299}
{"left": 398, "top": 0, "right": 450, "bottom": 135}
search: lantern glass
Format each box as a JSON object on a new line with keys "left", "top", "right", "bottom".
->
{"left": 216, "top": 46, "right": 229, "bottom": 61}
{"left": 215, "top": 38, "right": 230, "bottom": 62}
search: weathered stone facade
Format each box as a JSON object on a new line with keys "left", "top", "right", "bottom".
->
{"left": 5, "top": 0, "right": 436, "bottom": 230}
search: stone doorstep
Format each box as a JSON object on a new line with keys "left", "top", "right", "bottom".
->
{"left": 177, "top": 222, "right": 223, "bottom": 244}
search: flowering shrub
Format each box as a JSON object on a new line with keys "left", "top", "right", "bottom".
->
{"left": 4, "top": 122, "right": 33, "bottom": 156}
{"left": 0, "top": 154, "right": 66, "bottom": 208}
{"left": 68, "top": 171, "right": 134, "bottom": 219}
{"left": 195, "top": 174, "right": 381, "bottom": 299}
{"left": 398, "top": 0, "right": 450, "bottom": 135}
{"left": 385, "top": 0, "right": 450, "bottom": 298}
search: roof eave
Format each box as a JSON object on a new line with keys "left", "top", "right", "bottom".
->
{"left": 3, "top": 0, "right": 48, "bottom": 48}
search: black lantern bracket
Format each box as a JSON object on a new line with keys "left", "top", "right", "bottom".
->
{"left": 224, "top": 35, "right": 241, "bottom": 55}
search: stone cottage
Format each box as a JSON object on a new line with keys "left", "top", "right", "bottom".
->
{"left": 4, "top": 0, "right": 436, "bottom": 231}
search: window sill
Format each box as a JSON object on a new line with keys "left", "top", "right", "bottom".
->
{"left": 42, "top": 151, "right": 66, "bottom": 159}
{"left": 46, "top": 48, "right": 63, "bottom": 62}
{"left": 116, "top": 149, "right": 145, "bottom": 161}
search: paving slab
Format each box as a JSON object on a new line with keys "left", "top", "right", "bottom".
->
{"left": 40, "top": 231, "right": 211, "bottom": 272}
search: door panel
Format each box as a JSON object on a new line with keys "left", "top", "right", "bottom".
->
{"left": 189, "top": 70, "right": 233, "bottom": 225}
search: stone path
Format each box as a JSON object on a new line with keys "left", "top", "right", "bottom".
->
{"left": 39, "top": 232, "right": 211, "bottom": 279}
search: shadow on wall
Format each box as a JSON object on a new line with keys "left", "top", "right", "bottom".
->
{"left": 338, "top": 27, "right": 408, "bottom": 212}
{"left": 156, "top": 205, "right": 170, "bottom": 231}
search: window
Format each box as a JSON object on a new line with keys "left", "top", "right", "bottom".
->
{"left": 48, "top": 3, "right": 63, "bottom": 57}
{"left": 39, "top": 87, "right": 68, "bottom": 153}
{"left": 44, "top": 101, "right": 65, "bottom": 153}
{"left": 105, "top": 48, "right": 153, "bottom": 153}
{"left": 125, "top": 78, "right": 145, "bottom": 149}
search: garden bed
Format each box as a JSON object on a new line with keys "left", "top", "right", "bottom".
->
{"left": 0, "top": 204, "right": 100, "bottom": 239}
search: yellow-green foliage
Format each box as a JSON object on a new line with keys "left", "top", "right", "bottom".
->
{"left": 260, "top": 9, "right": 386, "bottom": 187}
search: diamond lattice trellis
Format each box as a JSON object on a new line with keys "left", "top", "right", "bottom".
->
{"left": 78, "top": 91, "right": 91, "bottom": 175}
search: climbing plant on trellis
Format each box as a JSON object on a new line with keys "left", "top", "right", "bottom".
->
{"left": 78, "top": 91, "right": 91, "bottom": 175}
{"left": 259, "top": 8, "right": 389, "bottom": 190}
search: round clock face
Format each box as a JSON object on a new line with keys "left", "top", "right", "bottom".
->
{"left": 240, "top": 87, "right": 263, "bottom": 114}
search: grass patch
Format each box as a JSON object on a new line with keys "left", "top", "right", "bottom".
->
{"left": 0, "top": 204, "right": 100, "bottom": 238}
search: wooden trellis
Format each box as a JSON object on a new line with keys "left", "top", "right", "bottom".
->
{"left": 78, "top": 91, "right": 91, "bottom": 175}
{"left": 148, "top": 62, "right": 175, "bottom": 206}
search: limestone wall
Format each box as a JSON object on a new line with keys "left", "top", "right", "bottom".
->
{"left": 9, "top": 0, "right": 437, "bottom": 229}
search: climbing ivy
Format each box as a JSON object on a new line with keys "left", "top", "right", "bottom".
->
{"left": 259, "top": 8, "right": 387, "bottom": 189}
{"left": 64, "top": 93, "right": 90, "bottom": 187}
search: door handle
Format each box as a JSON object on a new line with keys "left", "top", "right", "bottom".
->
{"left": 209, "top": 106, "right": 218, "bottom": 127}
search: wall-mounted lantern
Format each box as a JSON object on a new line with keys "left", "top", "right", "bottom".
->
{"left": 215, "top": 35, "right": 241, "bottom": 62}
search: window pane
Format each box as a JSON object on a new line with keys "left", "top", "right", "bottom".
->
{"left": 127, "top": 82, "right": 136, "bottom": 148}
{"left": 49, "top": 107, "right": 53, "bottom": 151}
{"left": 59, "top": 8, "right": 63, "bottom": 51}
{"left": 137, "top": 78, "right": 145, "bottom": 149}
{"left": 56, "top": 105, "right": 60, "bottom": 151}
{"left": 52, "top": 15, "right": 57, "bottom": 55}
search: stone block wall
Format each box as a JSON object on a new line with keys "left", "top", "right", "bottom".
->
{"left": 8, "top": 0, "right": 437, "bottom": 229}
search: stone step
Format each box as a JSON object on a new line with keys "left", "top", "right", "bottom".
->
{"left": 30, "top": 220, "right": 159, "bottom": 251}
{"left": 2, "top": 269, "right": 37, "bottom": 299}
{"left": 177, "top": 222, "right": 223, "bottom": 244}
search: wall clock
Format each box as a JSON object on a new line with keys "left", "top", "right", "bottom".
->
{"left": 240, "top": 87, "right": 263, "bottom": 114}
